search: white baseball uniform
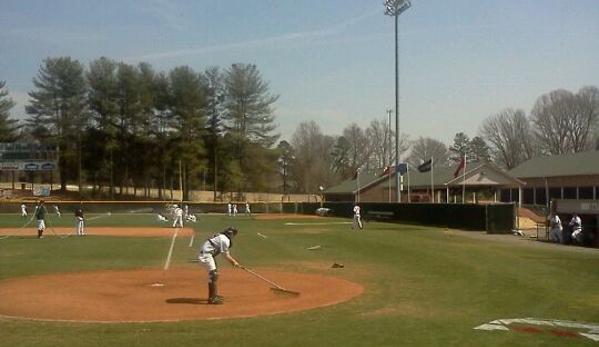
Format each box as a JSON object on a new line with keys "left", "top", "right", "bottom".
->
{"left": 172, "top": 206, "right": 184, "bottom": 228}
{"left": 352, "top": 205, "right": 363, "bottom": 229}
{"left": 198, "top": 233, "right": 232, "bottom": 272}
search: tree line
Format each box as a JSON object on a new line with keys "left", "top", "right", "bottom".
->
{"left": 0, "top": 56, "right": 597, "bottom": 199}
{"left": 1, "top": 57, "right": 280, "bottom": 200}
{"left": 286, "top": 85, "right": 598, "bottom": 193}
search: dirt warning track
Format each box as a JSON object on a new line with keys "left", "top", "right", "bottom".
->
{"left": 0, "top": 227, "right": 195, "bottom": 238}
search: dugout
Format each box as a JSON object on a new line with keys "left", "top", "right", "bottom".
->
{"left": 551, "top": 199, "right": 599, "bottom": 248}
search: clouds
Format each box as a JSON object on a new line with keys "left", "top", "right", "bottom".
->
{"left": 127, "top": 5, "right": 381, "bottom": 62}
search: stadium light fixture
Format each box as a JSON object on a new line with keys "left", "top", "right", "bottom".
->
{"left": 383, "top": 0, "right": 411, "bottom": 202}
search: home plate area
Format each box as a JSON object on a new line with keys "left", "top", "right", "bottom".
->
{"left": 0, "top": 268, "right": 363, "bottom": 322}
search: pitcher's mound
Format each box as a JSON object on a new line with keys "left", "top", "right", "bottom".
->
{"left": 0, "top": 268, "right": 363, "bottom": 322}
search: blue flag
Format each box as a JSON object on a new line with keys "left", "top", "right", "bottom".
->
{"left": 397, "top": 163, "right": 408, "bottom": 175}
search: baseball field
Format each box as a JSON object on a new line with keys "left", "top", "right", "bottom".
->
{"left": 0, "top": 209, "right": 598, "bottom": 346}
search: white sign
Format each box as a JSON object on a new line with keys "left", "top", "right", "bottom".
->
{"left": 0, "top": 161, "right": 57, "bottom": 171}
{"left": 581, "top": 202, "right": 599, "bottom": 211}
{"left": 474, "top": 318, "right": 599, "bottom": 342}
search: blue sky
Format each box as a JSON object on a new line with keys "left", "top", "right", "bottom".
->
{"left": 1, "top": 0, "right": 598, "bottom": 146}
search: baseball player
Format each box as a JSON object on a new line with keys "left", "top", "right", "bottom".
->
{"left": 172, "top": 204, "right": 184, "bottom": 228}
{"left": 20, "top": 203, "right": 28, "bottom": 218}
{"left": 245, "top": 201, "right": 252, "bottom": 215}
{"left": 232, "top": 203, "right": 238, "bottom": 217}
{"left": 35, "top": 200, "right": 46, "bottom": 238}
{"left": 75, "top": 204, "right": 85, "bottom": 236}
{"left": 548, "top": 212, "right": 563, "bottom": 243}
{"left": 53, "top": 204, "right": 61, "bottom": 217}
{"left": 157, "top": 213, "right": 168, "bottom": 222}
{"left": 569, "top": 213, "right": 583, "bottom": 244}
{"left": 352, "top": 204, "right": 363, "bottom": 230}
{"left": 198, "top": 226, "right": 241, "bottom": 304}
{"left": 227, "top": 202, "right": 232, "bottom": 217}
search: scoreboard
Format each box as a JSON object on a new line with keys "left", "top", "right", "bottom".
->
{"left": 0, "top": 143, "right": 59, "bottom": 171}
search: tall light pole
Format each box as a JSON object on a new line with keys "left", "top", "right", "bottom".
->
{"left": 384, "top": 0, "right": 411, "bottom": 202}
{"left": 386, "top": 109, "right": 393, "bottom": 202}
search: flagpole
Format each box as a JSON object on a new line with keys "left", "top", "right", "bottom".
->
{"left": 430, "top": 157, "right": 434, "bottom": 203}
{"left": 388, "top": 167, "right": 391, "bottom": 202}
{"left": 357, "top": 169, "right": 361, "bottom": 203}
{"left": 461, "top": 155, "right": 466, "bottom": 203}
{"left": 407, "top": 163, "right": 411, "bottom": 203}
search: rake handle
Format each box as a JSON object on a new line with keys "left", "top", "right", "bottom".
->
{"left": 241, "top": 266, "right": 286, "bottom": 290}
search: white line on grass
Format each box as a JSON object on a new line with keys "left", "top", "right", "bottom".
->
{"left": 285, "top": 222, "right": 352, "bottom": 226}
{"left": 85, "top": 212, "right": 112, "bottom": 221}
{"left": 164, "top": 228, "right": 179, "bottom": 270}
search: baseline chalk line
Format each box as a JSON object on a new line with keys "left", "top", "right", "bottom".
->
{"left": 164, "top": 228, "right": 179, "bottom": 270}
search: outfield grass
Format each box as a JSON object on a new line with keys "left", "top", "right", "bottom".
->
{"left": 0, "top": 212, "right": 598, "bottom": 347}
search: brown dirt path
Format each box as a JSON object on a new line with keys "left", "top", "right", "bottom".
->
{"left": 0, "top": 227, "right": 195, "bottom": 238}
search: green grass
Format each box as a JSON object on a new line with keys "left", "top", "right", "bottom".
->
{"left": 1, "top": 212, "right": 598, "bottom": 347}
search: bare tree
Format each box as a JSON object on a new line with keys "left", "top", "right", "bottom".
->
{"left": 479, "top": 108, "right": 535, "bottom": 169}
{"left": 362, "top": 117, "right": 410, "bottom": 170}
{"left": 342, "top": 123, "right": 369, "bottom": 170}
{"left": 529, "top": 87, "right": 599, "bottom": 155}
{"left": 530, "top": 89, "right": 576, "bottom": 155}
{"left": 365, "top": 118, "right": 393, "bottom": 169}
{"left": 407, "top": 137, "right": 450, "bottom": 168}
{"left": 290, "top": 121, "right": 337, "bottom": 193}
{"left": 572, "top": 86, "right": 599, "bottom": 152}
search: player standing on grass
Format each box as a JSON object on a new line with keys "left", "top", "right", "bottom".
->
{"left": 53, "top": 204, "right": 61, "bottom": 217}
{"left": 198, "top": 226, "right": 241, "bottom": 304}
{"left": 75, "top": 204, "right": 85, "bottom": 236}
{"left": 20, "top": 203, "right": 27, "bottom": 218}
{"left": 352, "top": 204, "right": 363, "bottom": 230}
{"left": 172, "top": 204, "right": 184, "bottom": 228}
{"left": 35, "top": 200, "right": 46, "bottom": 238}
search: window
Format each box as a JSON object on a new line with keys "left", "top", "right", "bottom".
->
{"left": 579, "top": 187, "right": 594, "bottom": 199}
{"left": 535, "top": 188, "right": 547, "bottom": 205}
{"left": 563, "top": 187, "right": 577, "bottom": 199}
{"left": 548, "top": 187, "right": 561, "bottom": 200}
{"left": 522, "top": 188, "right": 534, "bottom": 205}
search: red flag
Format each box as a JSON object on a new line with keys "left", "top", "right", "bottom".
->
{"left": 382, "top": 166, "right": 390, "bottom": 175}
{"left": 454, "top": 156, "right": 466, "bottom": 178}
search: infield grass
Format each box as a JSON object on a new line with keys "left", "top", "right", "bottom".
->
{"left": 0, "top": 211, "right": 598, "bottom": 347}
